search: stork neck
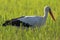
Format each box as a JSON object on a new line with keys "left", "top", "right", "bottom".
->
{"left": 44, "top": 10, "right": 49, "bottom": 19}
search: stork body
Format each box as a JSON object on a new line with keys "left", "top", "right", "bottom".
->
{"left": 17, "top": 16, "right": 44, "bottom": 26}
{"left": 2, "top": 6, "right": 55, "bottom": 27}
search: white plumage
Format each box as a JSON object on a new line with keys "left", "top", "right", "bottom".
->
{"left": 17, "top": 16, "right": 44, "bottom": 26}
{"left": 17, "top": 6, "right": 55, "bottom": 27}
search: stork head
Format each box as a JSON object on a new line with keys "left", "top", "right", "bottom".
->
{"left": 44, "top": 6, "right": 56, "bottom": 21}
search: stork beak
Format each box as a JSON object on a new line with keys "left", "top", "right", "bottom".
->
{"left": 49, "top": 9, "right": 55, "bottom": 21}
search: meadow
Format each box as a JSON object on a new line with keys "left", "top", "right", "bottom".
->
{"left": 0, "top": 0, "right": 60, "bottom": 40}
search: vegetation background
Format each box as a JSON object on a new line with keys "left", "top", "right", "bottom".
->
{"left": 0, "top": 0, "right": 60, "bottom": 40}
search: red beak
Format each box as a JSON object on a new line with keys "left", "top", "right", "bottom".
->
{"left": 49, "top": 9, "right": 55, "bottom": 21}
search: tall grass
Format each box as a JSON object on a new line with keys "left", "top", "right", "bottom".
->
{"left": 0, "top": 0, "right": 60, "bottom": 40}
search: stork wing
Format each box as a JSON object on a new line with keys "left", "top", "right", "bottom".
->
{"left": 11, "top": 16, "right": 25, "bottom": 20}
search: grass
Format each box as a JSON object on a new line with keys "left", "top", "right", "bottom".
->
{"left": 0, "top": 0, "right": 60, "bottom": 40}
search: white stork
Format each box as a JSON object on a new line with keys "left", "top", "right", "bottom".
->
{"left": 2, "top": 6, "right": 55, "bottom": 27}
